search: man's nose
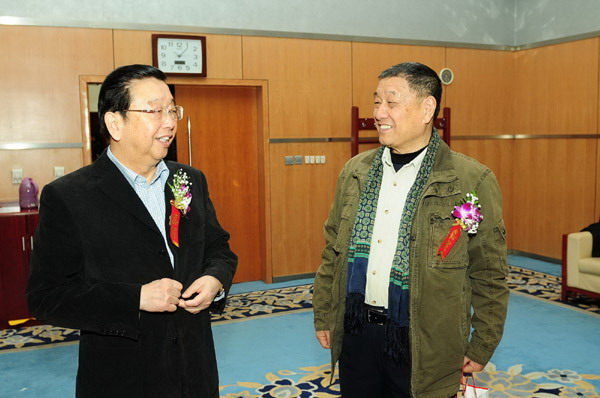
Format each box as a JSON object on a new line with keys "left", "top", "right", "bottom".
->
{"left": 162, "top": 113, "right": 177, "bottom": 130}
{"left": 374, "top": 103, "right": 389, "bottom": 120}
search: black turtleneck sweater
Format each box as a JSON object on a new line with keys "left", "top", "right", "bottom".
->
{"left": 389, "top": 146, "right": 427, "bottom": 172}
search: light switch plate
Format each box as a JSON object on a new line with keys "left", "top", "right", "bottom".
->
{"left": 11, "top": 168, "right": 23, "bottom": 184}
{"left": 54, "top": 166, "right": 65, "bottom": 179}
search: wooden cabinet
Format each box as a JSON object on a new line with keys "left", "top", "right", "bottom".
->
{"left": 0, "top": 211, "right": 38, "bottom": 328}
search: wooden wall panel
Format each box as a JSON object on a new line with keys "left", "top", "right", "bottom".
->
{"left": 451, "top": 140, "right": 515, "bottom": 249}
{"left": 269, "top": 142, "right": 350, "bottom": 277}
{"left": 596, "top": 138, "right": 600, "bottom": 222}
{"left": 242, "top": 37, "right": 352, "bottom": 139}
{"left": 510, "top": 139, "right": 596, "bottom": 258}
{"left": 0, "top": 149, "right": 83, "bottom": 202}
{"left": 0, "top": 26, "right": 113, "bottom": 143}
{"left": 114, "top": 30, "right": 243, "bottom": 79}
{"left": 352, "top": 43, "right": 446, "bottom": 120}
{"left": 514, "top": 38, "right": 599, "bottom": 134}
{"left": 358, "top": 143, "right": 381, "bottom": 154}
{"left": 446, "top": 49, "right": 515, "bottom": 135}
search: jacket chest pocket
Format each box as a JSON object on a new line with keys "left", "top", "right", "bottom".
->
{"left": 428, "top": 212, "right": 468, "bottom": 268}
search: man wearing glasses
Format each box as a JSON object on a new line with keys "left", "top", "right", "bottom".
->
{"left": 27, "top": 64, "right": 237, "bottom": 397}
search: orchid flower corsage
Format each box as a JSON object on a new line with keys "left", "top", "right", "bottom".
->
{"left": 168, "top": 169, "right": 192, "bottom": 215}
{"left": 438, "top": 191, "right": 483, "bottom": 260}
{"left": 167, "top": 169, "right": 192, "bottom": 247}
{"left": 452, "top": 191, "right": 483, "bottom": 235}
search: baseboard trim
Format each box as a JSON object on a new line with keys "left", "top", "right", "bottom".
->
{"left": 508, "top": 249, "right": 560, "bottom": 264}
{"left": 272, "top": 272, "right": 316, "bottom": 283}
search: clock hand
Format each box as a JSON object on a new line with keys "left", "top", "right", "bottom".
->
{"left": 175, "top": 43, "right": 189, "bottom": 58}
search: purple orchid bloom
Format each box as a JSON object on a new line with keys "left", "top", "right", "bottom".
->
{"left": 452, "top": 193, "right": 483, "bottom": 234}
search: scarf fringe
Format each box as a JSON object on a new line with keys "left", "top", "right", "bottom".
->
{"left": 344, "top": 293, "right": 366, "bottom": 335}
{"left": 385, "top": 320, "right": 410, "bottom": 365}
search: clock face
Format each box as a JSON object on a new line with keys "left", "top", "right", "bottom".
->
{"left": 154, "top": 36, "right": 205, "bottom": 76}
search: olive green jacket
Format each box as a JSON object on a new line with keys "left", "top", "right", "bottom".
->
{"left": 313, "top": 140, "right": 509, "bottom": 398}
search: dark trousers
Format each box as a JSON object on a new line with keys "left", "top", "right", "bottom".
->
{"left": 339, "top": 322, "right": 411, "bottom": 398}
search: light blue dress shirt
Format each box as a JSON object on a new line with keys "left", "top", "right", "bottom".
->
{"left": 107, "top": 147, "right": 174, "bottom": 267}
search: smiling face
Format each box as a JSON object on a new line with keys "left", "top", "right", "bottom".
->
{"left": 373, "top": 76, "right": 436, "bottom": 154}
{"left": 105, "top": 77, "right": 177, "bottom": 178}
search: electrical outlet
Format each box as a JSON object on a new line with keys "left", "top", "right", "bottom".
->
{"left": 284, "top": 156, "right": 293, "bottom": 165}
{"left": 294, "top": 155, "right": 303, "bottom": 165}
{"left": 54, "top": 166, "right": 65, "bottom": 179}
{"left": 320, "top": 155, "right": 326, "bottom": 164}
{"left": 11, "top": 168, "right": 23, "bottom": 184}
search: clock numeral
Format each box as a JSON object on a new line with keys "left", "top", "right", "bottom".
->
{"left": 168, "top": 42, "right": 173, "bottom": 47}
{"left": 160, "top": 45, "right": 167, "bottom": 50}
{"left": 193, "top": 47, "right": 197, "bottom": 52}
{"left": 161, "top": 52, "right": 166, "bottom": 58}
{"left": 161, "top": 61, "right": 166, "bottom": 67}
{"left": 186, "top": 66, "right": 190, "bottom": 71}
{"left": 194, "top": 62, "right": 198, "bottom": 67}
{"left": 194, "top": 54, "right": 198, "bottom": 60}
{"left": 177, "top": 42, "right": 182, "bottom": 48}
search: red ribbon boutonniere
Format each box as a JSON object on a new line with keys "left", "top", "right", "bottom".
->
{"left": 167, "top": 169, "right": 192, "bottom": 247}
{"left": 438, "top": 191, "right": 483, "bottom": 261}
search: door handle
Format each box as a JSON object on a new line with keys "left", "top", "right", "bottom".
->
{"left": 187, "top": 116, "right": 193, "bottom": 167}
{"left": 22, "top": 236, "right": 26, "bottom": 252}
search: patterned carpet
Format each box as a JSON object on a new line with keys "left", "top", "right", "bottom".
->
{"left": 2, "top": 265, "right": 598, "bottom": 353}
{"left": 2, "top": 266, "right": 600, "bottom": 397}
{"left": 1, "top": 267, "right": 598, "bottom": 352}
{"left": 0, "top": 284, "right": 313, "bottom": 352}
{"left": 219, "top": 362, "right": 600, "bottom": 398}
{"left": 507, "top": 266, "right": 600, "bottom": 315}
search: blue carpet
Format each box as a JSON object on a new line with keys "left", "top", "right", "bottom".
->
{"left": 0, "top": 345, "right": 77, "bottom": 396}
{"left": 2, "top": 261, "right": 600, "bottom": 397}
{"left": 229, "top": 278, "right": 314, "bottom": 295}
{"left": 508, "top": 254, "right": 562, "bottom": 277}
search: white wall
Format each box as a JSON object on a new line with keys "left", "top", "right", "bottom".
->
{"left": 515, "top": 0, "right": 600, "bottom": 46}
{"left": 0, "top": 0, "right": 516, "bottom": 46}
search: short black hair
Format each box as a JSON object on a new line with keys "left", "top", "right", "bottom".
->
{"left": 378, "top": 62, "right": 442, "bottom": 120}
{"left": 98, "top": 64, "right": 166, "bottom": 140}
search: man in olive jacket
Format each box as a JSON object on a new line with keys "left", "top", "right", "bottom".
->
{"left": 313, "top": 62, "right": 508, "bottom": 398}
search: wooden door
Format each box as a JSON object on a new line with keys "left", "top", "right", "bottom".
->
{"left": 175, "top": 85, "right": 263, "bottom": 283}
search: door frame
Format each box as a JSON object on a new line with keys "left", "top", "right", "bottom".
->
{"left": 79, "top": 76, "right": 272, "bottom": 283}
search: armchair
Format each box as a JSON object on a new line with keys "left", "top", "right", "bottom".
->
{"left": 561, "top": 232, "right": 600, "bottom": 301}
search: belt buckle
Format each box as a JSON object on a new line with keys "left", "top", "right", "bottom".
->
{"left": 367, "top": 308, "right": 386, "bottom": 325}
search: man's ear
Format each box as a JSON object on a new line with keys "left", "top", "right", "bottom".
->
{"left": 104, "top": 112, "right": 123, "bottom": 142}
{"left": 422, "top": 96, "right": 436, "bottom": 124}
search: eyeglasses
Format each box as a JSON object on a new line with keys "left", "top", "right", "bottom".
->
{"left": 121, "top": 105, "right": 184, "bottom": 121}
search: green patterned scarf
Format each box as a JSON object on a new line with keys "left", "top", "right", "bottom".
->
{"left": 344, "top": 131, "right": 441, "bottom": 362}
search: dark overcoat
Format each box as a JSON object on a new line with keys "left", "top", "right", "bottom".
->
{"left": 27, "top": 152, "right": 237, "bottom": 398}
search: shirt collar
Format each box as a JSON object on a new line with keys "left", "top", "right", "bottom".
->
{"left": 381, "top": 146, "right": 428, "bottom": 170}
{"left": 107, "top": 146, "right": 170, "bottom": 187}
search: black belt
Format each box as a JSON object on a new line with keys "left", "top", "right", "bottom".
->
{"left": 365, "top": 304, "right": 387, "bottom": 325}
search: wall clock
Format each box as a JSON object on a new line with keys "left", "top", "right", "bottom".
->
{"left": 152, "top": 34, "right": 207, "bottom": 77}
